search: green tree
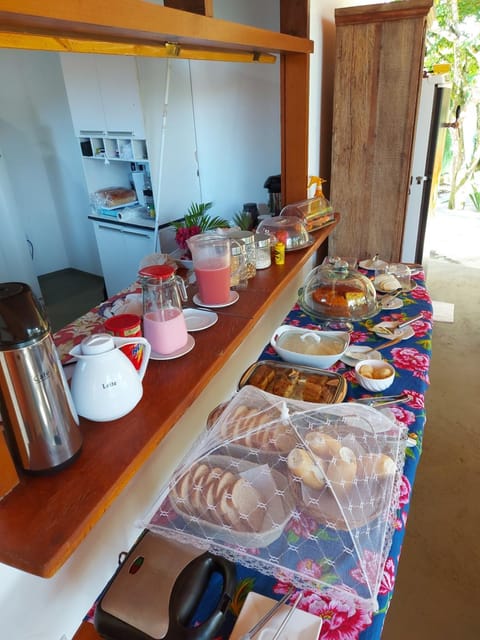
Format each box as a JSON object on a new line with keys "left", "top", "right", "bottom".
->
{"left": 424, "top": 0, "right": 480, "bottom": 208}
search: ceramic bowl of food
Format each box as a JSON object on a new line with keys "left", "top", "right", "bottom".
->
{"left": 270, "top": 325, "right": 350, "bottom": 369}
{"left": 354, "top": 359, "right": 395, "bottom": 392}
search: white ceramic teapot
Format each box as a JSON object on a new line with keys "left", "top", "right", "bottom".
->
{"left": 69, "top": 333, "right": 151, "bottom": 422}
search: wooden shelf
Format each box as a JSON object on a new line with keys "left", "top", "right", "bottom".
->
{"left": 0, "top": 216, "right": 338, "bottom": 579}
{"left": 0, "top": 1, "right": 313, "bottom": 55}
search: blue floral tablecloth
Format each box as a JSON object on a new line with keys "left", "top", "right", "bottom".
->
{"left": 85, "top": 270, "right": 432, "bottom": 640}
{"left": 209, "top": 269, "right": 432, "bottom": 640}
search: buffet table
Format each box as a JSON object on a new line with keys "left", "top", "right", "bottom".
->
{"left": 200, "top": 267, "right": 432, "bottom": 640}
{"left": 73, "top": 265, "right": 432, "bottom": 640}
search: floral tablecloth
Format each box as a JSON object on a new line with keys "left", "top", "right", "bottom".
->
{"left": 207, "top": 269, "right": 432, "bottom": 640}
{"left": 83, "top": 270, "right": 432, "bottom": 640}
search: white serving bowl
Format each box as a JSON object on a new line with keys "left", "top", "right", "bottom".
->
{"left": 354, "top": 359, "right": 395, "bottom": 392}
{"left": 270, "top": 325, "right": 350, "bottom": 369}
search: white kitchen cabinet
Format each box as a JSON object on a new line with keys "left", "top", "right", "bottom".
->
{"left": 92, "top": 220, "right": 155, "bottom": 297}
{"left": 60, "top": 53, "right": 145, "bottom": 137}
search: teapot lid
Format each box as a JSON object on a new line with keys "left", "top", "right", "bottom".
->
{"left": 80, "top": 333, "right": 115, "bottom": 355}
{"left": 138, "top": 265, "right": 175, "bottom": 281}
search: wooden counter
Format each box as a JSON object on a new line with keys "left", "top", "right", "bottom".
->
{"left": 0, "top": 217, "right": 337, "bottom": 579}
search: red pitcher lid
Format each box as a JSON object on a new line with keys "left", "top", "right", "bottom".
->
{"left": 138, "top": 264, "right": 175, "bottom": 280}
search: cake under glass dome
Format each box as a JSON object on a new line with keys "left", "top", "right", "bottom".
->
{"left": 298, "top": 260, "right": 380, "bottom": 325}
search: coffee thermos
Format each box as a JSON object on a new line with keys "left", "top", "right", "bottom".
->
{"left": 0, "top": 282, "right": 82, "bottom": 474}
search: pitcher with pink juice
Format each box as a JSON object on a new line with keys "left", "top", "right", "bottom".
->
{"left": 139, "top": 265, "right": 189, "bottom": 355}
{"left": 187, "top": 233, "right": 238, "bottom": 305}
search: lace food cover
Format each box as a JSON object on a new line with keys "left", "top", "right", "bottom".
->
{"left": 142, "top": 386, "right": 408, "bottom": 610}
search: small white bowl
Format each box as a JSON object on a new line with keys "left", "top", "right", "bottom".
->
{"left": 355, "top": 359, "right": 395, "bottom": 391}
{"left": 270, "top": 325, "right": 350, "bottom": 369}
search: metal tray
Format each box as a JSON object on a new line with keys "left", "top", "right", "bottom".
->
{"left": 238, "top": 359, "right": 347, "bottom": 404}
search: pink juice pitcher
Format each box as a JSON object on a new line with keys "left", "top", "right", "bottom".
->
{"left": 139, "top": 265, "right": 188, "bottom": 355}
{"left": 187, "top": 233, "right": 242, "bottom": 305}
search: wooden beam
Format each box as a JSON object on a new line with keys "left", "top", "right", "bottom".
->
{"left": 280, "top": 0, "right": 309, "bottom": 38}
{"left": 0, "top": 0, "right": 312, "bottom": 55}
{"left": 280, "top": 0, "right": 310, "bottom": 205}
{"left": 0, "top": 31, "right": 276, "bottom": 62}
{"left": 164, "top": 0, "right": 214, "bottom": 17}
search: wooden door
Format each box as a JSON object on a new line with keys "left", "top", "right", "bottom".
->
{"left": 328, "top": 0, "right": 433, "bottom": 263}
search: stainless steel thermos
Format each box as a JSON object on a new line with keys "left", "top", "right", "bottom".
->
{"left": 0, "top": 282, "right": 82, "bottom": 473}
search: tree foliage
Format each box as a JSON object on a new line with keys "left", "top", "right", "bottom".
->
{"left": 424, "top": 0, "right": 480, "bottom": 208}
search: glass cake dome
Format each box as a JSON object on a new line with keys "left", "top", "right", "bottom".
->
{"left": 298, "top": 259, "right": 380, "bottom": 323}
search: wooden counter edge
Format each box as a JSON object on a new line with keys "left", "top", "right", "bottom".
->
{"left": 0, "top": 218, "right": 337, "bottom": 579}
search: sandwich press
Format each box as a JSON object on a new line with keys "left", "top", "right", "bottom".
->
{"left": 94, "top": 530, "right": 236, "bottom": 640}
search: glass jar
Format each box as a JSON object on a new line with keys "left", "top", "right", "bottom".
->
{"left": 230, "top": 243, "right": 248, "bottom": 289}
{"left": 223, "top": 230, "right": 256, "bottom": 279}
{"left": 254, "top": 233, "right": 271, "bottom": 269}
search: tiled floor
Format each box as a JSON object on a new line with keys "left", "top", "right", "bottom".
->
{"left": 39, "top": 268, "right": 106, "bottom": 332}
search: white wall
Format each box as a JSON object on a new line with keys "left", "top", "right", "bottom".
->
{"left": 0, "top": 51, "right": 101, "bottom": 278}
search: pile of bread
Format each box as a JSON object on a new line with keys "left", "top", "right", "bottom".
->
{"left": 374, "top": 273, "right": 402, "bottom": 292}
{"left": 219, "top": 403, "right": 296, "bottom": 452}
{"left": 287, "top": 430, "right": 396, "bottom": 494}
{"left": 170, "top": 460, "right": 264, "bottom": 533}
{"left": 247, "top": 362, "right": 342, "bottom": 403}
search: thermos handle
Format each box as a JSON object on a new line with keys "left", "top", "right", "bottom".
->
{"left": 113, "top": 337, "right": 151, "bottom": 380}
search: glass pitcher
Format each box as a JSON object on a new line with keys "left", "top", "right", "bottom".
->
{"left": 139, "top": 265, "right": 188, "bottom": 355}
{"left": 187, "top": 233, "right": 246, "bottom": 305}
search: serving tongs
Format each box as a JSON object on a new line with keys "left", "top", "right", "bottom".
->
{"left": 375, "top": 313, "right": 424, "bottom": 336}
{"left": 239, "top": 586, "right": 295, "bottom": 640}
{"left": 353, "top": 393, "right": 412, "bottom": 408}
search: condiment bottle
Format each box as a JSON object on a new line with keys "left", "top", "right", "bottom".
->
{"left": 274, "top": 240, "right": 285, "bottom": 265}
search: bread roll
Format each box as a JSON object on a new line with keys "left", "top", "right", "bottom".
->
{"left": 326, "top": 446, "right": 357, "bottom": 491}
{"left": 305, "top": 431, "right": 342, "bottom": 459}
{"left": 287, "top": 448, "right": 326, "bottom": 490}
{"left": 359, "top": 453, "right": 396, "bottom": 478}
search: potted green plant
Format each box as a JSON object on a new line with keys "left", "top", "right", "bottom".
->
{"left": 172, "top": 202, "right": 230, "bottom": 258}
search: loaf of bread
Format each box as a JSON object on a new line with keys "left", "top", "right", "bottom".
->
{"left": 95, "top": 187, "right": 137, "bottom": 208}
{"left": 171, "top": 461, "right": 265, "bottom": 532}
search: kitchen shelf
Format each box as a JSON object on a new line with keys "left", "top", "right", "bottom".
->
{"left": 79, "top": 135, "right": 149, "bottom": 163}
{"left": 0, "top": 215, "right": 337, "bottom": 580}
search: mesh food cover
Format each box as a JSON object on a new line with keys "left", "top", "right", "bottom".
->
{"left": 142, "top": 386, "right": 407, "bottom": 610}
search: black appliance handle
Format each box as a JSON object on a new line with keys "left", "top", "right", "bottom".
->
{"left": 164, "top": 552, "right": 235, "bottom": 640}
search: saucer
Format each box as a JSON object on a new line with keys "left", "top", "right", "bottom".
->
{"left": 341, "top": 345, "right": 383, "bottom": 366}
{"left": 193, "top": 291, "right": 239, "bottom": 308}
{"left": 359, "top": 258, "right": 387, "bottom": 271}
{"left": 230, "top": 592, "right": 322, "bottom": 640}
{"left": 372, "top": 322, "right": 415, "bottom": 340}
{"left": 380, "top": 296, "right": 404, "bottom": 310}
{"left": 149, "top": 334, "right": 195, "bottom": 360}
{"left": 183, "top": 308, "right": 218, "bottom": 331}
